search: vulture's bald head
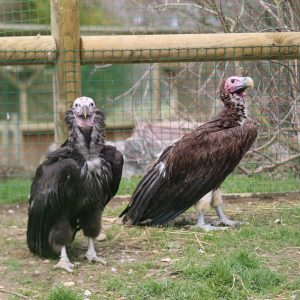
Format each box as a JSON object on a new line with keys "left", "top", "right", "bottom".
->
{"left": 223, "top": 76, "right": 254, "bottom": 97}
{"left": 72, "top": 96, "right": 96, "bottom": 128}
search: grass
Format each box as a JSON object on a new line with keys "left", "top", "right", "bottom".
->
{"left": 1, "top": 193, "right": 300, "bottom": 299}
{"left": 222, "top": 173, "right": 300, "bottom": 194}
{"left": 0, "top": 172, "right": 299, "bottom": 205}
{"left": 96, "top": 202, "right": 300, "bottom": 299}
{"left": 47, "top": 286, "right": 81, "bottom": 300}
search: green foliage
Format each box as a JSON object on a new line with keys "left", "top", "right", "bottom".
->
{"left": 47, "top": 286, "right": 81, "bottom": 300}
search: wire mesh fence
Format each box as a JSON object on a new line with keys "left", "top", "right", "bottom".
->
{"left": 0, "top": 0, "right": 299, "bottom": 204}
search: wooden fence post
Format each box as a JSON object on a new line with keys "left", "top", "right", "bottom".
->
{"left": 51, "top": 0, "right": 81, "bottom": 145}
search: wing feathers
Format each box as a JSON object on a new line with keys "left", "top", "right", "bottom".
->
{"left": 120, "top": 121, "right": 258, "bottom": 225}
{"left": 27, "top": 159, "right": 80, "bottom": 257}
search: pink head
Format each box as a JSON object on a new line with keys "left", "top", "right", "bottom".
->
{"left": 223, "top": 76, "right": 254, "bottom": 98}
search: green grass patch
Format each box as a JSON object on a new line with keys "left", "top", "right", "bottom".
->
{"left": 1, "top": 172, "right": 299, "bottom": 205}
{"left": 102, "top": 251, "right": 284, "bottom": 299}
{"left": 117, "top": 176, "right": 141, "bottom": 196}
{"left": 46, "top": 286, "right": 81, "bottom": 300}
{"left": 1, "top": 258, "right": 22, "bottom": 270}
{"left": 222, "top": 173, "right": 300, "bottom": 194}
{"left": 0, "top": 177, "right": 31, "bottom": 205}
{"left": 0, "top": 193, "right": 300, "bottom": 299}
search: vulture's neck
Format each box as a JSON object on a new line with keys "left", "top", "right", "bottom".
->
{"left": 221, "top": 91, "right": 248, "bottom": 126}
{"left": 65, "top": 110, "right": 105, "bottom": 159}
{"left": 74, "top": 126, "right": 105, "bottom": 158}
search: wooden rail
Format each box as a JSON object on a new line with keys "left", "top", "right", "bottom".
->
{"left": 0, "top": 36, "right": 56, "bottom": 65}
{"left": 81, "top": 32, "right": 300, "bottom": 63}
{"left": 0, "top": 32, "right": 299, "bottom": 66}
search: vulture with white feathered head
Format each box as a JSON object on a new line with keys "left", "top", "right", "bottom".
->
{"left": 27, "top": 96, "right": 123, "bottom": 272}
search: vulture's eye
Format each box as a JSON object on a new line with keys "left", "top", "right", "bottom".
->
{"left": 75, "top": 103, "right": 79, "bottom": 107}
{"left": 231, "top": 79, "right": 235, "bottom": 83}
{"left": 90, "top": 103, "right": 94, "bottom": 107}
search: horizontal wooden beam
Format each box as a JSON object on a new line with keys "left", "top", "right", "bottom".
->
{"left": 0, "top": 36, "right": 57, "bottom": 65}
{"left": 20, "top": 122, "right": 134, "bottom": 133}
{"left": 81, "top": 32, "right": 300, "bottom": 63}
{"left": 0, "top": 32, "right": 300, "bottom": 66}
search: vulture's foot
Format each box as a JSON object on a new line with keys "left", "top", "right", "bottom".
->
{"left": 193, "top": 212, "right": 229, "bottom": 231}
{"left": 213, "top": 218, "right": 247, "bottom": 228}
{"left": 86, "top": 237, "right": 107, "bottom": 265}
{"left": 214, "top": 206, "right": 247, "bottom": 229}
{"left": 192, "top": 223, "right": 229, "bottom": 232}
{"left": 53, "top": 258, "right": 74, "bottom": 273}
{"left": 86, "top": 252, "right": 107, "bottom": 265}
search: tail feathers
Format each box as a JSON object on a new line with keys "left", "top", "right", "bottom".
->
{"left": 144, "top": 209, "right": 182, "bottom": 226}
{"left": 121, "top": 168, "right": 164, "bottom": 225}
{"left": 27, "top": 201, "right": 53, "bottom": 257}
{"left": 27, "top": 195, "right": 68, "bottom": 258}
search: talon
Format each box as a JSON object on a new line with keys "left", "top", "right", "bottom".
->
{"left": 86, "top": 253, "right": 107, "bottom": 265}
{"left": 53, "top": 259, "right": 74, "bottom": 273}
{"left": 213, "top": 218, "right": 247, "bottom": 228}
{"left": 191, "top": 223, "right": 229, "bottom": 232}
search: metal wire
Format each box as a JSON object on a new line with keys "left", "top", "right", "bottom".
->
{"left": 0, "top": 0, "right": 299, "bottom": 204}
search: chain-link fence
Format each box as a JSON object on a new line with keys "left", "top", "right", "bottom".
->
{"left": 0, "top": 0, "right": 299, "bottom": 203}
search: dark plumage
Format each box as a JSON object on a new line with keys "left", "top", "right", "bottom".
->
{"left": 27, "top": 96, "right": 123, "bottom": 272}
{"left": 120, "top": 76, "right": 257, "bottom": 227}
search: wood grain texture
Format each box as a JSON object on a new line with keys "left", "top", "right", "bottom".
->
{"left": 51, "top": 0, "right": 81, "bottom": 144}
{"left": 0, "top": 36, "right": 56, "bottom": 64}
{"left": 81, "top": 32, "right": 300, "bottom": 63}
{"left": 0, "top": 32, "right": 299, "bottom": 66}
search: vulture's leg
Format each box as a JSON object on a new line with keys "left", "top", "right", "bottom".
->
{"left": 53, "top": 246, "right": 74, "bottom": 273}
{"left": 193, "top": 191, "right": 227, "bottom": 231}
{"left": 49, "top": 218, "right": 75, "bottom": 272}
{"left": 80, "top": 210, "right": 107, "bottom": 265}
{"left": 211, "top": 189, "right": 245, "bottom": 228}
{"left": 86, "top": 237, "right": 107, "bottom": 265}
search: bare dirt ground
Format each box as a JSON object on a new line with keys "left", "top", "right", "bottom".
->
{"left": 0, "top": 193, "right": 300, "bottom": 299}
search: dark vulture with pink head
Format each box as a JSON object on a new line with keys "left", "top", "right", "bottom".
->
{"left": 120, "top": 76, "right": 258, "bottom": 228}
{"left": 27, "top": 97, "right": 123, "bottom": 272}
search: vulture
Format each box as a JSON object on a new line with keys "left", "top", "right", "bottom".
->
{"left": 120, "top": 76, "right": 258, "bottom": 229}
{"left": 27, "top": 97, "right": 123, "bottom": 272}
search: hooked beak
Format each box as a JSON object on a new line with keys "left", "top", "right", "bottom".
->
{"left": 82, "top": 105, "right": 88, "bottom": 119}
{"left": 244, "top": 77, "right": 254, "bottom": 89}
{"left": 233, "top": 77, "right": 254, "bottom": 93}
